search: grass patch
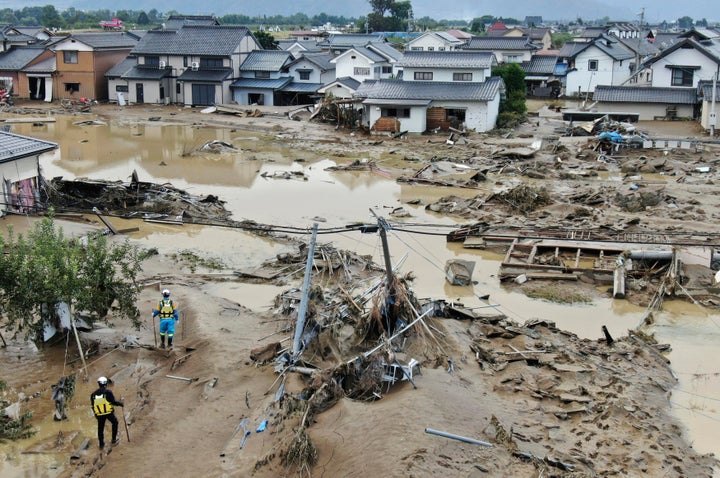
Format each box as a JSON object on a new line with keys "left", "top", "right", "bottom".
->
{"left": 169, "top": 250, "right": 225, "bottom": 273}
{"left": 521, "top": 283, "right": 593, "bottom": 304}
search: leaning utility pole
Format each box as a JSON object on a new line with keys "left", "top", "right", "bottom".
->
{"left": 292, "top": 223, "right": 319, "bottom": 360}
{"left": 370, "top": 209, "right": 396, "bottom": 334}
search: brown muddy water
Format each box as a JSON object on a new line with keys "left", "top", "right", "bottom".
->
{"left": 3, "top": 114, "right": 720, "bottom": 474}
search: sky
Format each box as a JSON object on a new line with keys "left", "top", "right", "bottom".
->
{"left": 2, "top": 0, "right": 716, "bottom": 24}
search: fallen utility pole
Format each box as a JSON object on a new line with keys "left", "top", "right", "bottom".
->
{"left": 425, "top": 428, "right": 493, "bottom": 447}
{"left": 292, "top": 223, "right": 318, "bottom": 360}
{"left": 370, "top": 208, "right": 397, "bottom": 334}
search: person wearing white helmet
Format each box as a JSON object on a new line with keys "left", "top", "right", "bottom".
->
{"left": 91, "top": 376, "right": 123, "bottom": 449}
{"left": 152, "top": 289, "right": 179, "bottom": 349}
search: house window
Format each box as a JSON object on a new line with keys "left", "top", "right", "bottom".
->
{"left": 255, "top": 71, "right": 270, "bottom": 79}
{"left": 381, "top": 108, "right": 411, "bottom": 118}
{"left": 671, "top": 68, "right": 693, "bottom": 86}
{"left": 63, "top": 51, "right": 78, "bottom": 64}
{"left": 201, "top": 57, "right": 223, "bottom": 68}
{"left": 183, "top": 57, "right": 188, "bottom": 67}
{"left": 176, "top": 83, "right": 181, "bottom": 94}
{"left": 427, "top": 46, "right": 434, "bottom": 51}
{"left": 115, "top": 85, "right": 129, "bottom": 92}
{"left": 438, "top": 47, "right": 446, "bottom": 51}
{"left": 411, "top": 47, "right": 422, "bottom": 51}
{"left": 144, "top": 56, "right": 159, "bottom": 67}
{"left": 354, "top": 67, "right": 371, "bottom": 76}
{"left": 453, "top": 72, "right": 472, "bottom": 81}
{"left": 503, "top": 54, "right": 522, "bottom": 63}
{"left": 249, "top": 93, "right": 265, "bottom": 105}
{"left": 588, "top": 59, "right": 598, "bottom": 71}
{"left": 299, "top": 71, "right": 311, "bottom": 80}
{"left": 65, "top": 82, "right": 80, "bottom": 92}
{"left": 414, "top": 72, "right": 433, "bottom": 80}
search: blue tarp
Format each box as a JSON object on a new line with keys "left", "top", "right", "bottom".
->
{"left": 597, "top": 131, "right": 623, "bottom": 143}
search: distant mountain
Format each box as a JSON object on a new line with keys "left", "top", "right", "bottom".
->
{"left": 7, "top": 0, "right": 718, "bottom": 24}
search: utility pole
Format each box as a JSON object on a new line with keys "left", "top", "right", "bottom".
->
{"left": 292, "top": 223, "right": 318, "bottom": 360}
{"left": 370, "top": 208, "right": 396, "bottom": 335}
{"left": 711, "top": 66, "right": 718, "bottom": 136}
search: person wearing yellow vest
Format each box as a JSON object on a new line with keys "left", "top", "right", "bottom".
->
{"left": 91, "top": 376, "right": 123, "bottom": 449}
{"left": 153, "top": 289, "right": 179, "bottom": 349}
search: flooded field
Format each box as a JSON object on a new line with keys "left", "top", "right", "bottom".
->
{"left": 2, "top": 111, "right": 719, "bottom": 475}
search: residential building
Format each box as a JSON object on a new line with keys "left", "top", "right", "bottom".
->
{"left": 559, "top": 34, "right": 634, "bottom": 96}
{"left": 318, "top": 33, "right": 385, "bottom": 55}
{"left": 398, "top": 51, "right": 496, "bottom": 83}
{"left": 160, "top": 15, "right": 219, "bottom": 30}
{"left": 463, "top": 36, "right": 539, "bottom": 63}
{"left": 645, "top": 37, "right": 720, "bottom": 89}
{"left": 317, "top": 76, "right": 360, "bottom": 99}
{"left": 405, "top": 32, "right": 466, "bottom": 52}
{"left": 53, "top": 32, "right": 139, "bottom": 101}
{"left": 231, "top": 50, "right": 294, "bottom": 106}
{"left": 520, "top": 55, "right": 561, "bottom": 96}
{"left": 0, "top": 46, "right": 55, "bottom": 100}
{"left": 593, "top": 85, "right": 697, "bottom": 120}
{"left": 279, "top": 39, "right": 322, "bottom": 58}
{"left": 330, "top": 42, "right": 402, "bottom": 83}
{"left": 0, "top": 131, "right": 57, "bottom": 216}
{"left": 122, "top": 25, "right": 260, "bottom": 106}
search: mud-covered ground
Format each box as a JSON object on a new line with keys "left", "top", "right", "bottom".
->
{"left": 1, "top": 100, "right": 719, "bottom": 477}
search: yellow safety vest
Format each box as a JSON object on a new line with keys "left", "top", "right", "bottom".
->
{"left": 93, "top": 393, "right": 114, "bottom": 416}
{"left": 159, "top": 299, "right": 175, "bottom": 318}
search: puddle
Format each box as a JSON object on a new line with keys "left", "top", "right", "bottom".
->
{"left": 3, "top": 113, "right": 719, "bottom": 471}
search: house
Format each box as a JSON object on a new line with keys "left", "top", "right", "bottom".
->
{"left": 520, "top": 55, "right": 561, "bottom": 96}
{"left": 354, "top": 76, "right": 505, "bottom": 133}
{"left": 398, "top": 51, "right": 496, "bottom": 83}
{"left": 278, "top": 39, "right": 322, "bottom": 58}
{"left": 0, "top": 131, "right": 57, "bottom": 216}
{"left": 699, "top": 82, "right": 720, "bottom": 131}
{"left": 231, "top": 50, "right": 294, "bottom": 106}
{"left": 0, "top": 46, "right": 55, "bottom": 100}
{"left": 446, "top": 30, "right": 473, "bottom": 41}
{"left": 53, "top": 32, "right": 140, "bottom": 101}
{"left": 104, "top": 56, "right": 137, "bottom": 103}
{"left": 593, "top": 85, "right": 697, "bottom": 120}
{"left": 559, "top": 34, "right": 634, "bottom": 96}
{"left": 463, "top": 36, "right": 539, "bottom": 63}
{"left": 290, "top": 30, "right": 327, "bottom": 42}
{"left": 123, "top": 25, "right": 260, "bottom": 106}
{"left": 13, "top": 26, "right": 53, "bottom": 42}
{"left": 317, "top": 33, "right": 385, "bottom": 55}
{"left": 0, "top": 25, "right": 40, "bottom": 52}
{"left": 614, "top": 36, "right": 660, "bottom": 85}
{"left": 282, "top": 53, "right": 335, "bottom": 104}
{"left": 330, "top": 42, "right": 402, "bottom": 83}
{"left": 405, "top": 32, "right": 466, "bottom": 52}
{"left": 644, "top": 37, "right": 720, "bottom": 89}
{"left": 493, "top": 27, "right": 552, "bottom": 50}
{"left": 317, "top": 76, "right": 361, "bottom": 99}
{"left": 487, "top": 21, "right": 509, "bottom": 35}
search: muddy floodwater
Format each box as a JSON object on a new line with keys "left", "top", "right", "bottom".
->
{"left": 4, "top": 113, "right": 720, "bottom": 474}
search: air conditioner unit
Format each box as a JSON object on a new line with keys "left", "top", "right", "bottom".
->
{"left": 191, "top": 62, "right": 199, "bottom": 71}
{"left": 158, "top": 60, "right": 166, "bottom": 69}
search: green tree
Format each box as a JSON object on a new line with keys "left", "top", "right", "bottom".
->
{"left": 0, "top": 215, "right": 144, "bottom": 341}
{"left": 492, "top": 63, "right": 527, "bottom": 127}
{"left": 253, "top": 30, "right": 278, "bottom": 50}
{"left": 137, "top": 11, "right": 149, "bottom": 25}
{"left": 470, "top": 17, "right": 486, "bottom": 33}
{"left": 677, "top": 16, "right": 694, "bottom": 29}
{"left": 551, "top": 31, "right": 574, "bottom": 48}
{"left": 40, "top": 5, "right": 63, "bottom": 29}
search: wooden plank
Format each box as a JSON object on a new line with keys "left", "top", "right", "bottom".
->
{"left": 462, "top": 237, "right": 486, "bottom": 249}
{"left": 574, "top": 248, "right": 581, "bottom": 268}
{"left": 527, "top": 245, "right": 538, "bottom": 264}
{"left": 92, "top": 208, "right": 118, "bottom": 235}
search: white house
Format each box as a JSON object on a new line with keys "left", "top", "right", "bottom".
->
{"left": 0, "top": 131, "right": 57, "bottom": 216}
{"left": 398, "top": 51, "right": 496, "bottom": 83}
{"left": 231, "top": 50, "right": 294, "bottom": 106}
{"left": 645, "top": 37, "right": 720, "bottom": 89}
{"left": 560, "top": 34, "right": 634, "bottom": 96}
{"left": 354, "top": 77, "right": 504, "bottom": 134}
{"left": 317, "top": 76, "right": 361, "bottom": 99}
{"left": 331, "top": 42, "right": 403, "bottom": 83}
{"left": 405, "top": 32, "right": 466, "bottom": 52}
{"left": 462, "top": 36, "right": 538, "bottom": 64}
{"left": 593, "top": 85, "right": 697, "bottom": 120}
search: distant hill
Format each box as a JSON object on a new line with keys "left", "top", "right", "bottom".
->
{"left": 7, "top": 0, "right": 717, "bottom": 24}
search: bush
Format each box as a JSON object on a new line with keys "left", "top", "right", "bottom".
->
{"left": 497, "top": 112, "right": 526, "bottom": 128}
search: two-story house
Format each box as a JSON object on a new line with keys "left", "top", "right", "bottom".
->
{"left": 278, "top": 39, "right": 323, "bottom": 58}
{"left": 231, "top": 50, "right": 294, "bottom": 106}
{"left": 355, "top": 51, "right": 504, "bottom": 134}
{"left": 405, "top": 32, "right": 467, "bottom": 52}
{"left": 317, "top": 33, "right": 385, "bottom": 55}
{"left": 330, "top": 42, "right": 402, "bottom": 83}
{"left": 282, "top": 52, "right": 335, "bottom": 104}
{"left": 560, "top": 34, "right": 634, "bottom": 96}
{"left": 0, "top": 45, "right": 56, "bottom": 100}
{"left": 119, "top": 25, "right": 260, "bottom": 106}
{"left": 53, "top": 32, "right": 140, "bottom": 101}
{"left": 462, "top": 36, "right": 539, "bottom": 64}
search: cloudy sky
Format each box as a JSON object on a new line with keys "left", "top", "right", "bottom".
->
{"left": 3, "top": 0, "right": 715, "bottom": 23}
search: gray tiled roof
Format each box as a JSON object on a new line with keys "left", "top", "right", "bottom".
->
{"left": 464, "top": 36, "right": 538, "bottom": 51}
{"left": 279, "top": 39, "right": 322, "bottom": 53}
{"left": 0, "top": 46, "right": 46, "bottom": 70}
{"left": 319, "top": 33, "right": 385, "bottom": 47}
{"left": 105, "top": 56, "right": 137, "bottom": 77}
{"left": 520, "top": 55, "right": 558, "bottom": 75}
{"left": 700, "top": 83, "right": 720, "bottom": 99}
{"left": 162, "top": 15, "right": 219, "bottom": 30}
{"left": 281, "top": 82, "right": 322, "bottom": 93}
{"left": 66, "top": 32, "right": 139, "bottom": 49}
{"left": 239, "top": 50, "right": 293, "bottom": 71}
{"left": 177, "top": 68, "right": 232, "bottom": 82}
{"left": 121, "top": 65, "right": 172, "bottom": 80}
{"left": 558, "top": 42, "right": 588, "bottom": 58}
{"left": 615, "top": 36, "right": 660, "bottom": 57}
{"left": 593, "top": 85, "right": 697, "bottom": 104}
{"left": 653, "top": 33, "right": 681, "bottom": 49}
{"left": 230, "top": 77, "right": 292, "bottom": 89}
{"left": 354, "top": 76, "right": 504, "bottom": 101}
{"left": 435, "top": 31, "right": 465, "bottom": 43}
{"left": 398, "top": 51, "right": 495, "bottom": 69}
{"left": 368, "top": 41, "right": 403, "bottom": 61}
{"left": 290, "top": 52, "right": 335, "bottom": 71}
{"left": 592, "top": 35, "right": 634, "bottom": 61}
{"left": 322, "top": 76, "right": 361, "bottom": 90}
{"left": 345, "top": 46, "right": 386, "bottom": 63}
{"left": 0, "top": 131, "right": 57, "bottom": 164}
{"left": 132, "top": 26, "right": 251, "bottom": 56}
{"left": 22, "top": 56, "right": 54, "bottom": 73}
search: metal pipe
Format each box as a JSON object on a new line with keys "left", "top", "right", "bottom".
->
{"left": 424, "top": 428, "right": 493, "bottom": 447}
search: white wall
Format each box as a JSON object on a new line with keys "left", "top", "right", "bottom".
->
{"left": 232, "top": 87, "right": 275, "bottom": 106}
{"left": 432, "top": 100, "right": 497, "bottom": 132}
{"left": 402, "top": 67, "right": 490, "bottom": 82}
{"left": 406, "top": 34, "right": 458, "bottom": 51}
{"left": 566, "top": 45, "right": 629, "bottom": 95}
{"left": 594, "top": 102, "right": 694, "bottom": 120}
{"left": 366, "top": 105, "right": 427, "bottom": 133}
{"left": 334, "top": 54, "right": 374, "bottom": 82}
{"left": 651, "top": 48, "right": 720, "bottom": 88}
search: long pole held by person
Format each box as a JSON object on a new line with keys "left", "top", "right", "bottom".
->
{"left": 152, "top": 314, "right": 158, "bottom": 348}
{"left": 120, "top": 396, "right": 130, "bottom": 442}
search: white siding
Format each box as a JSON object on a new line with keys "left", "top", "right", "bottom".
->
{"left": 334, "top": 54, "right": 374, "bottom": 82}
{"left": 651, "top": 48, "right": 719, "bottom": 88}
{"left": 594, "top": 102, "right": 694, "bottom": 120}
{"left": 402, "top": 67, "right": 490, "bottom": 82}
{"left": 405, "top": 34, "right": 459, "bottom": 51}
{"left": 365, "top": 105, "right": 427, "bottom": 133}
{"left": 566, "top": 45, "right": 630, "bottom": 95}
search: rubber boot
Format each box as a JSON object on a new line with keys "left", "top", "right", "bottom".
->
{"left": 167, "top": 337, "right": 173, "bottom": 349}
{"left": 160, "top": 336, "right": 165, "bottom": 349}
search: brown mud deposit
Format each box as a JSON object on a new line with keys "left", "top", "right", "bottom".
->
{"left": 0, "top": 100, "right": 719, "bottom": 477}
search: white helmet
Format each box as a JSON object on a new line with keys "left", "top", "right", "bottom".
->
{"left": 98, "top": 376, "right": 108, "bottom": 385}
{"left": 162, "top": 289, "right": 170, "bottom": 297}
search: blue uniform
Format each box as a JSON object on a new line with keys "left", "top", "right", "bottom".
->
{"left": 153, "top": 297, "right": 179, "bottom": 344}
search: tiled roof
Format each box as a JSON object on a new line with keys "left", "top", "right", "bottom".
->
{"left": 105, "top": 56, "right": 137, "bottom": 77}
{"left": 177, "top": 68, "right": 232, "bottom": 82}
{"left": 22, "top": 56, "right": 54, "bottom": 73}
{"left": 230, "top": 77, "right": 292, "bottom": 89}
{"left": 615, "top": 36, "right": 659, "bottom": 56}
{"left": 132, "top": 26, "right": 251, "bottom": 56}
{"left": 281, "top": 82, "right": 322, "bottom": 93}
{"left": 121, "top": 65, "right": 172, "bottom": 80}
{"left": 558, "top": 42, "right": 588, "bottom": 58}
{"left": 464, "top": 36, "right": 538, "bottom": 51}
{"left": 592, "top": 35, "right": 634, "bottom": 61}
{"left": 398, "top": 51, "right": 495, "bottom": 69}
{"left": 66, "top": 32, "right": 139, "bottom": 49}
{"left": 0, "top": 131, "right": 57, "bottom": 164}
{"left": 593, "top": 85, "right": 697, "bottom": 104}
{"left": 162, "top": 15, "right": 219, "bottom": 30}
{"left": 239, "top": 50, "right": 293, "bottom": 71}
{"left": 700, "top": 83, "right": 720, "bottom": 99}
{"left": 520, "top": 55, "right": 558, "bottom": 75}
{"left": 368, "top": 41, "right": 403, "bottom": 61}
{"left": 653, "top": 33, "right": 681, "bottom": 49}
{"left": 321, "top": 76, "right": 361, "bottom": 91}
{"left": 278, "top": 39, "right": 321, "bottom": 52}
{"left": 290, "top": 52, "right": 335, "bottom": 71}
{"left": 435, "top": 31, "right": 465, "bottom": 43}
{"left": 0, "top": 46, "right": 46, "bottom": 70}
{"left": 354, "top": 76, "right": 504, "bottom": 101}
{"left": 319, "top": 33, "right": 385, "bottom": 47}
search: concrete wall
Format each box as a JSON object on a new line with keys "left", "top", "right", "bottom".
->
{"left": 334, "top": 54, "right": 374, "bottom": 82}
